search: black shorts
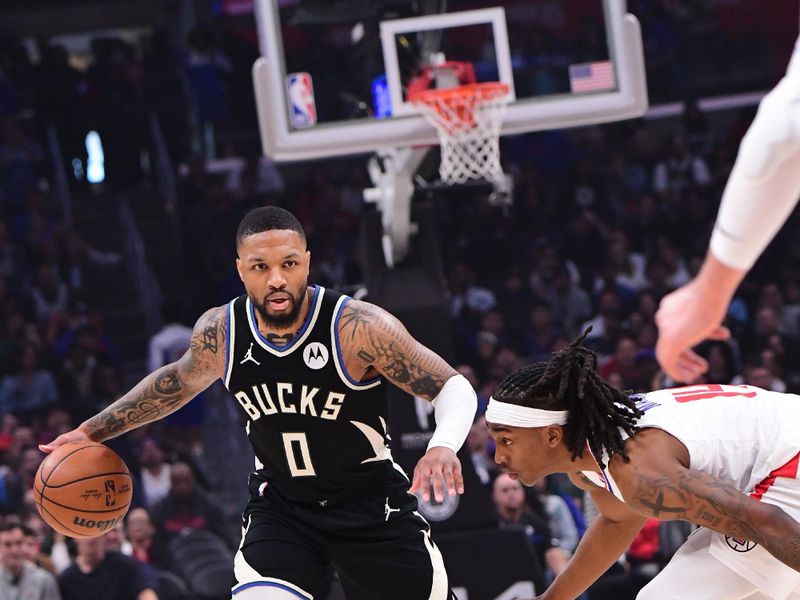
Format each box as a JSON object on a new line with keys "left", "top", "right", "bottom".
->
{"left": 232, "top": 478, "right": 455, "bottom": 600}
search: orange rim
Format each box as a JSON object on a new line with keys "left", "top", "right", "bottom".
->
{"left": 408, "top": 82, "right": 510, "bottom": 107}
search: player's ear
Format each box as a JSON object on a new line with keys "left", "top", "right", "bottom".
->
{"left": 236, "top": 257, "right": 244, "bottom": 282}
{"left": 546, "top": 425, "right": 563, "bottom": 448}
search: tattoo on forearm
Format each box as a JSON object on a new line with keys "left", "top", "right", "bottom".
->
{"left": 630, "top": 468, "right": 800, "bottom": 572}
{"left": 84, "top": 306, "right": 226, "bottom": 441}
{"left": 639, "top": 490, "right": 691, "bottom": 517}
{"left": 85, "top": 366, "right": 188, "bottom": 439}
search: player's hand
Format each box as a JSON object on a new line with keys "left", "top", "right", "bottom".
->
{"left": 655, "top": 279, "right": 731, "bottom": 383}
{"left": 38, "top": 428, "right": 92, "bottom": 454}
{"left": 409, "top": 446, "right": 463, "bottom": 503}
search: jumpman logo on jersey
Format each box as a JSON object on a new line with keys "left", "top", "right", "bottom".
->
{"left": 384, "top": 497, "right": 400, "bottom": 522}
{"left": 240, "top": 342, "right": 261, "bottom": 366}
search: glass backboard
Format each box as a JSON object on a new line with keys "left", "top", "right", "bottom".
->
{"left": 253, "top": 0, "right": 647, "bottom": 161}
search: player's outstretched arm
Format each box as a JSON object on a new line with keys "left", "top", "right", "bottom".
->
{"left": 536, "top": 473, "right": 647, "bottom": 600}
{"left": 615, "top": 431, "right": 800, "bottom": 573}
{"left": 656, "top": 48, "right": 800, "bottom": 382}
{"left": 338, "top": 300, "right": 477, "bottom": 502}
{"left": 40, "top": 306, "right": 227, "bottom": 451}
{"left": 624, "top": 463, "right": 800, "bottom": 573}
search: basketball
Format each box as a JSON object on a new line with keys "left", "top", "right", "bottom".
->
{"left": 33, "top": 441, "right": 133, "bottom": 539}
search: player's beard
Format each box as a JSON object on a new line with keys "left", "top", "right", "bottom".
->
{"left": 253, "top": 288, "right": 306, "bottom": 329}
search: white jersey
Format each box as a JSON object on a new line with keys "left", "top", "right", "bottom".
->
{"left": 581, "top": 384, "right": 800, "bottom": 600}
{"left": 582, "top": 384, "right": 800, "bottom": 502}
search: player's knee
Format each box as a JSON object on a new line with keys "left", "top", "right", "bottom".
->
{"left": 232, "top": 586, "right": 309, "bottom": 600}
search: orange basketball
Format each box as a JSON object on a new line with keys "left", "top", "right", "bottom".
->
{"left": 33, "top": 441, "right": 133, "bottom": 539}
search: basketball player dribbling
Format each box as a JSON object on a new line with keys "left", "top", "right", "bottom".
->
{"left": 656, "top": 33, "right": 800, "bottom": 383}
{"left": 486, "top": 333, "right": 800, "bottom": 600}
{"left": 41, "top": 207, "right": 477, "bottom": 600}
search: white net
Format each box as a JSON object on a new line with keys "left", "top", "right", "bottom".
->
{"left": 411, "top": 83, "right": 510, "bottom": 185}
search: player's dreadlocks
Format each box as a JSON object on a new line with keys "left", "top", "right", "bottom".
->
{"left": 493, "top": 329, "right": 643, "bottom": 468}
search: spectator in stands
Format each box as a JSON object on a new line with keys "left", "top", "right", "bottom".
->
{"left": 523, "top": 302, "right": 562, "bottom": 362}
{"left": 21, "top": 522, "right": 56, "bottom": 574}
{"left": 0, "top": 522, "right": 61, "bottom": 600}
{"left": 599, "top": 336, "right": 642, "bottom": 390}
{"left": 540, "top": 265, "right": 592, "bottom": 339}
{"left": 449, "top": 262, "right": 497, "bottom": 320}
{"left": 29, "top": 264, "right": 69, "bottom": 329}
{"left": 0, "top": 447, "right": 23, "bottom": 516}
{"left": 0, "top": 119, "right": 44, "bottom": 213}
{"left": 37, "top": 408, "right": 72, "bottom": 450}
{"left": 150, "top": 462, "right": 231, "bottom": 549}
{"left": 126, "top": 507, "right": 170, "bottom": 570}
{"left": 136, "top": 438, "right": 172, "bottom": 508}
{"left": 17, "top": 447, "right": 44, "bottom": 497}
{"left": 58, "top": 534, "right": 157, "bottom": 600}
{"left": 736, "top": 362, "right": 787, "bottom": 393}
{"left": 466, "top": 415, "right": 496, "bottom": 486}
{"left": 0, "top": 343, "right": 58, "bottom": 420}
{"left": 105, "top": 523, "right": 160, "bottom": 593}
{"left": 652, "top": 135, "right": 712, "bottom": 197}
{"left": 701, "top": 341, "right": 738, "bottom": 384}
{"left": 530, "top": 478, "right": 580, "bottom": 555}
{"left": 147, "top": 303, "right": 191, "bottom": 373}
{"left": 492, "top": 473, "right": 568, "bottom": 580}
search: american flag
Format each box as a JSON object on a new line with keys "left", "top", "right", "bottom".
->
{"left": 569, "top": 61, "right": 616, "bottom": 93}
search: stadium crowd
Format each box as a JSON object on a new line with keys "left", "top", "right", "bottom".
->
{"left": 0, "top": 1, "right": 799, "bottom": 598}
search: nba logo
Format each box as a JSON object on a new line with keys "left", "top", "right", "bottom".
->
{"left": 286, "top": 72, "right": 317, "bottom": 128}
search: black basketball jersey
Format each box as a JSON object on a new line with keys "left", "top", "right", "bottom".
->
{"left": 223, "top": 286, "right": 400, "bottom": 504}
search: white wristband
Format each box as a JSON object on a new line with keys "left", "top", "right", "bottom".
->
{"left": 426, "top": 374, "right": 477, "bottom": 453}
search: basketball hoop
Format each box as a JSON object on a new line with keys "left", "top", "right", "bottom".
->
{"left": 409, "top": 81, "right": 510, "bottom": 185}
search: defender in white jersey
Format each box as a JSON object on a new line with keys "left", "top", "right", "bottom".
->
{"left": 486, "top": 333, "right": 800, "bottom": 600}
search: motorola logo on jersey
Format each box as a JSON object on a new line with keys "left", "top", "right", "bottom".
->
{"left": 303, "top": 342, "right": 329, "bottom": 369}
{"left": 725, "top": 536, "right": 757, "bottom": 553}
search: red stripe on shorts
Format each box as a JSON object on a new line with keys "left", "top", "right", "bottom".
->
{"left": 750, "top": 452, "right": 800, "bottom": 501}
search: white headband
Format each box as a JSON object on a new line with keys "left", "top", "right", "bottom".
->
{"left": 486, "top": 397, "right": 569, "bottom": 428}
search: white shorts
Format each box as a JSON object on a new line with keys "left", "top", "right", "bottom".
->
{"left": 638, "top": 465, "right": 800, "bottom": 600}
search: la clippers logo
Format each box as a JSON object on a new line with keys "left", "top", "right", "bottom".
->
{"left": 725, "top": 536, "right": 757, "bottom": 552}
{"left": 286, "top": 72, "right": 317, "bottom": 128}
{"left": 104, "top": 480, "right": 116, "bottom": 507}
{"left": 303, "top": 342, "right": 329, "bottom": 369}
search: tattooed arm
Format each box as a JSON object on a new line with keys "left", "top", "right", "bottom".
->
{"left": 613, "top": 428, "right": 800, "bottom": 574}
{"left": 338, "top": 299, "right": 457, "bottom": 399}
{"left": 40, "top": 306, "right": 226, "bottom": 450}
{"left": 339, "top": 300, "right": 477, "bottom": 502}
